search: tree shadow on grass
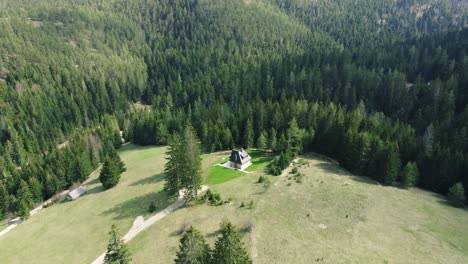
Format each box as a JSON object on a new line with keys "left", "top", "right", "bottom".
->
{"left": 86, "top": 185, "right": 104, "bottom": 195}
{"left": 433, "top": 194, "right": 468, "bottom": 212}
{"left": 100, "top": 190, "right": 176, "bottom": 220}
{"left": 87, "top": 177, "right": 100, "bottom": 185}
{"left": 130, "top": 172, "right": 165, "bottom": 186}
{"left": 316, "top": 162, "right": 380, "bottom": 186}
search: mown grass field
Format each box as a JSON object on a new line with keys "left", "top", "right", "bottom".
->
{"left": 1, "top": 145, "right": 467, "bottom": 264}
{"left": 128, "top": 152, "right": 468, "bottom": 264}
{"left": 0, "top": 144, "right": 174, "bottom": 264}
{"left": 204, "top": 150, "right": 272, "bottom": 184}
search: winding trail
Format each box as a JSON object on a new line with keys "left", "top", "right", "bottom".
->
{"left": 91, "top": 185, "right": 208, "bottom": 264}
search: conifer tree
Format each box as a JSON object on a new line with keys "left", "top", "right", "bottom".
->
{"left": 99, "top": 158, "right": 120, "bottom": 190}
{"left": 212, "top": 221, "right": 252, "bottom": 264}
{"left": 164, "top": 133, "right": 184, "bottom": 195}
{"left": 180, "top": 125, "right": 203, "bottom": 201}
{"left": 448, "top": 183, "right": 465, "bottom": 207}
{"left": 17, "top": 179, "right": 34, "bottom": 219}
{"left": 401, "top": 162, "right": 419, "bottom": 188}
{"left": 382, "top": 143, "right": 401, "bottom": 185}
{"left": 104, "top": 224, "right": 131, "bottom": 264}
{"left": 0, "top": 182, "right": 7, "bottom": 219}
{"left": 256, "top": 131, "right": 267, "bottom": 151}
{"left": 243, "top": 118, "right": 254, "bottom": 149}
{"left": 287, "top": 118, "right": 302, "bottom": 155}
{"left": 175, "top": 226, "right": 211, "bottom": 264}
{"left": 269, "top": 128, "right": 277, "bottom": 152}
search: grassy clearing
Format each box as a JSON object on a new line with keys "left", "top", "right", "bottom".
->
{"left": 128, "top": 153, "right": 468, "bottom": 264}
{"left": 0, "top": 144, "right": 173, "bottom": 264}
{"left": 204, "top": 149, "right": 271, "bottom": 185}
{"left": 2, "top": 146, "right": 467, "bottom": 263}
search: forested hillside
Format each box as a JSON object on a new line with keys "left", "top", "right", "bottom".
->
{"left": 1, "top": 0, "right": 467, "bottom": 219}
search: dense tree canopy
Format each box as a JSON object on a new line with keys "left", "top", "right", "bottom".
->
{"left": 0, "top": 0, "right": 467, "bottom": 220}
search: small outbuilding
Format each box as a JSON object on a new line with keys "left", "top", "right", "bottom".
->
{"left": 66, "top": 186, "right": 87, "bottom": 201}
{"left": 229, "top": 148, "right": 252, "bottom": 170}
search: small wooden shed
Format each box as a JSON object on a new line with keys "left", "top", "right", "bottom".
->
{"left": 66, "top": 186, "right": 87, "bottom": 201}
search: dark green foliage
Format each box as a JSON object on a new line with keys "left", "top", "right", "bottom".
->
{"left": 104, "top": 224, "right": 132, "bottom": 264}
{"left": 148, "top": 202, "right": 157, "bottom": 213}
{"left": 269, "top": 151, "right": 293, "bottom": 176}
{"left": 164, "top": 133, "right": 185, "bottom": 195}
{"left": 202, "top": 189, "right": 223, "bottom": 206}
{"left": 99, "top": 153, "right": 126, "bottom": 190}
{"left": 165, "top": 125, "right": 202, "bottom": 201}
{"left": 401, "top": 162, "right": 419, "bottom": 188}
{"left": 257, "top": 176, "right": 265, "bottom": 183}
{"left": 0, "top": 0, "right": 468, "bottom": 217}
{"left": 448, "top": 183, "right": 466, "bottom": 207}
{"left": 175, "top": 226, "right": 211, "bottom": 264}
{"left": 212, "top": 221, "right": 252, "bottom": 264}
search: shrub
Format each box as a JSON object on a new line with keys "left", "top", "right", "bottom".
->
{"left": 448, "top": 183, "right": 466, "bottom": 207}
{"left": 257, "top": 176, "right": 265, "bottom": 183}
{"left": 202, "top": 189, "right": 223, "bottom": 206}
{"left": 148, "top": 201, "right": 157, "bottom": 213}
{"left": 240, "top": 202, "right": 245, "bottom": 208}
{"left": 291, "top": 167, "right": 298, "bottom": 174}
{"left": 248, "top": 200, "right": 254, "bottom": 209}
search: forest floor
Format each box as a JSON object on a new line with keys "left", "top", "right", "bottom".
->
{"left": 0, "top": 145, "right": 467, "bottom": 263}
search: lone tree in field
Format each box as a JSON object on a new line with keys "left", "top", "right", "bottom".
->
{"left": 181, "top": 125, "right": 203, "bottom": 201}
{"left": 100, "top": 158, "right": 120, "bottom": 189}
{"left": 100, "top": 149, "right": 126, "bottom": 190}
{"left": 104, "top": 224, "right": 131, "bottom": 264}
{"left": 448, "top": 182, "right": 466, "bottom": 207}
{"left": 165, "top": 125, "right": 202, "bottom": 201}
{"left": 212, "top": 221, "right": 252, "bottom": 264}
{"left": 165, "top": 133, "right": 184, "bottom": 195}
{"left": 175, "top": 226, "right": 211, "bottom": 264}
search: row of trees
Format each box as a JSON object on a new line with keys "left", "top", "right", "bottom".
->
{"left": 164, "top": 125, "right": 203, "bottom": 201}
{"left": 175, "top": 221, "right": 251, "bottom": 264}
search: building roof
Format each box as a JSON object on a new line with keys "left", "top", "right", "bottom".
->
{"left": 229, "top": 148, "right": 251, "bottom": 165}
{"left": 66, "top": 186, "right": 86, "bottom": 201}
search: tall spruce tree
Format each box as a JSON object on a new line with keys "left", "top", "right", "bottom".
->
{"left": 243, "top": 118, "right": 254, "bottom": 149}
{"left": 164, "top": 133, "right": 184, "bottom": 195}
{"left": 180, "top": 125, "right": 203, "bottom": 201}
{"left": 99, "top": 157, "right": 120, "bottom": 190}
{"left": 382, "top": 143, "right": 401, "bottom": 185}
{"left": 17, "top": 180, "right": 34, "bottom": 219}
{"left": 104, "top": 224, "right": 131, "bottom": 264}
{"left": 287, "top": 118, "right": 302, "bottom": 155}
{"left": 175, "top": 226, "right": 211, "bottom": 264}
{"left": 212, "top": 221, "right": 252, "bottom": 264}
{"left": 256, "top": 131, "right": 267, "bottom": 151}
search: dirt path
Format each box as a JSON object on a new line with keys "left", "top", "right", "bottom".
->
{"left": 91, "top": 185, "right": 208, "bottom": 264}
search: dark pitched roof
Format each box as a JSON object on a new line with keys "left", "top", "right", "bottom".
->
{"left": 229, "top": 148, "right": 251, "bottom": 165}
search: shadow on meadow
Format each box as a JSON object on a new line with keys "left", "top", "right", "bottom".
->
{"left": 100, "top": 190, "right": 176, "bottom": 220}
{"left": 315, "top": 162, "right": 380, "bottom": 186}
{"left": 130, "top": 172, "right": 165, "bottom": 186}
